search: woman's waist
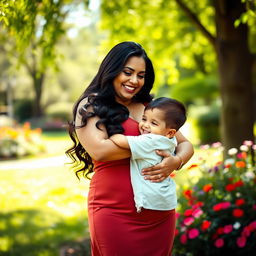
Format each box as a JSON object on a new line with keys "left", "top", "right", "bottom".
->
{"left": 93, "top": 158, "right": 130, "bottom": 171}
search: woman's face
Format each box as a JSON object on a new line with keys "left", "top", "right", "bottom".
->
{"left": 113, "top": 56, "right": 146, "bottom": 105}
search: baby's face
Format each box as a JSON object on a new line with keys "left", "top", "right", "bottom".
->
{"left": 139, "top": 108, "right": 171, "bottom": 137}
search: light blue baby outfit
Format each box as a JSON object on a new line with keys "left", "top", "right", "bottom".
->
{"left": 126, "top": 134, "right": 177, "bottom": 212}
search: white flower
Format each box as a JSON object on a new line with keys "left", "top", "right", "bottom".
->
{"left": 236, "top": 192, "right": 241, "bottom": 197}
{"left": 228, "top": 148, "right": 238, "bottom": 156}
{"left": 233, "top": 222, "right": 241, "bottom": 229}
{"left": 245, "top": 171, "right": 255, "bottom": 179}
{"left": 240, "top": 145, "right": 249, "bottom": 152}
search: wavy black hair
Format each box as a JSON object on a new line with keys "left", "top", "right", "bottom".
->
{"left": 66, "top": 41, "right": 155, "bottom": 179}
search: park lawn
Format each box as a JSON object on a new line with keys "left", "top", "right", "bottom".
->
{"left": 0, "top": 130, "right": 208, "bottom": 256}
{"left": 0, "top": 132, "right": 91, "bottom": 256}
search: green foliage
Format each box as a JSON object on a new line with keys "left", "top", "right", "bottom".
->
{"left": 14, "top": 98, "right": 34, "bottom": 122}
{"left": 0, "top": 0, "right": 88, "bottom": 66}
{"left": 0, "top": 0, "right": 89, "bottom": 117}
{"left": 171, "top": 75, "right": 219, "bottom": 104}
{"left": 174, "top": 142, "right": 256, "bottom": 255}
{"left": 45, "top": 102, "right": 73, "bottom": 122}
{"left": 196, "top": 106, "right": 220, "bottom": 144}
{"left": 100, "top": 0, "right": 217, "bottom": 92}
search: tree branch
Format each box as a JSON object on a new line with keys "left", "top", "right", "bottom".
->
{"left": 175, "top": 0, "right": 216, "bottom": 48}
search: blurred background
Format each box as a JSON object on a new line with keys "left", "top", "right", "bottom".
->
{"left": 0, "top": 0, "right": 255, "bottom": 255}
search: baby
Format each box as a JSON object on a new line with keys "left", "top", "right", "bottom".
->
{"left": 110, "top": 97, "right": 187, "bottom": 212}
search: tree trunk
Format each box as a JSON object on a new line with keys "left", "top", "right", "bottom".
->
{"left": 32, "top": 71, "right": 45, "bottom": 117}
{"left": 214, "top": 0, "right": 254, "bottom": 151}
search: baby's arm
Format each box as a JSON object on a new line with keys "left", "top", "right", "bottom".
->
{"left": 109, "top": 134, "right": 130, "bottom": 149}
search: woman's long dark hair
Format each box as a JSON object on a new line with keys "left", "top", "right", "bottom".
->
{"left": 66, "top": 41, "right": 155, "bottom": 179}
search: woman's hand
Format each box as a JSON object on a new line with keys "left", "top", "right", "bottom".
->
{"left": 141, "top": 150, "right": 182, "bottom": 182}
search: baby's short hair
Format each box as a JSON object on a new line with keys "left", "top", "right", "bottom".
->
{"left": 145, "top": 97, "right": 186, "bottom": 130}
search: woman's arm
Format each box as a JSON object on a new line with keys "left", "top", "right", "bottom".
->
{"left": 75, "top": 100, "right": 131, "bottom": 162}
{"left": 141, "top": 130, "right": 194, "bottom": 182}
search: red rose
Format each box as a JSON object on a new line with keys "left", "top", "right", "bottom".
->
{"left": 234, "top": 180, "right": 244, "bottom": 187}
{"left": 217, "top": 227, "right": 224, "bottom": 235}
{"left": 233, "top": 208, "right": 244, "bottom": 218}
{"left": 201, "top": 220, "right": 212, "bottom": 231}
{"left": 213, "top": 203, "right": 222, "bottom": 211}
{"left": 225, "top": 184, "right": 236, "bottom": 191}
{"left": 183, "top": 189, "right": 193, "bottom": 199}
{"left": 235, "top": 198, "right": 245, "bottom": 206}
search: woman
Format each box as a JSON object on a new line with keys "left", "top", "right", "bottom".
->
{"left": 66, "top": 41, "right": 194, "bottom": 256}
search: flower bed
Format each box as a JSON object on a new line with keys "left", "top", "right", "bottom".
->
{"left": 0, "top": 122, "right": 45, "bottom": 158}
{"left": 174, "top": 141, "right": 256, "bottom": 256}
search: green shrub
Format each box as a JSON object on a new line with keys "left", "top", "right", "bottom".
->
{"left": 14, "top": 99, "right": 34, "bottom": 122}
{"left": 45, "top": 102, "right": 73, "bottom": 122}
{"left": 196, "top": 107, "right": 220, "bottom": 144}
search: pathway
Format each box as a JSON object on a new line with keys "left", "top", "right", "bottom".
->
{"left": 0, "top": 154, "right": 68, "bottom": 170}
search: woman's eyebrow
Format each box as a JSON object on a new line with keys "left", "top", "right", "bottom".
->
{"left": 124, "top": 66, "right": 146, "bottom": 73}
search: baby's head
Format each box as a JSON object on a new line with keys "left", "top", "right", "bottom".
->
{"left": 139, "top": 97, "right": 187, "bottom": 138}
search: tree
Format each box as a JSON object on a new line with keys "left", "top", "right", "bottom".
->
{"left": 175, "top": 0, "right": 255, "bottom": 151}
{"left": 99, "top": 0, "right": 255, "bottom": 150}
{"left": 0, "top": 0, "right": 88, "bottom": 117}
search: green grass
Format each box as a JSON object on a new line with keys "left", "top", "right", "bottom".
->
{"left": 0, "top": 134, "right": 90, "bottom": 256}
{"left": 0, "top": 132, "right": 209, "bottom": 256}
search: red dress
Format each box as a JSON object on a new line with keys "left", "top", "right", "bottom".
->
{"left": 88, "top": 118, "right": 176, "bottom": 256}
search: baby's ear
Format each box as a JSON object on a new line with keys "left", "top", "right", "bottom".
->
{"left": 167, "top": 129, "right": 176, "bottom": 138}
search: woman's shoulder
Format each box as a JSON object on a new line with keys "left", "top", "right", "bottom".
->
{"left": 75, "top": 94, "right": 97, "bottom": 126}
{"left": 77, "top": 93, "right": 98, "bottom": 109}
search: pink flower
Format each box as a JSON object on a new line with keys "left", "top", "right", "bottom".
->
{"left": 213, "top": 202, "right": 231, "bottom": 211}
{"left": 243, "top": 140, "right": 253, "bottom": 146}
{"left": 175, "top": 212, "right": 180, "bottom": 219}
{"left": 223, "top": 224, "right": 233, "bottom": 234}
{"left": 192, "top": 208, "right": 203, "bottom": 218}
{"left": 214, "top": 238, "right": 224, "bottom": 248}
{"left": 184, "top": 217, "right": 195, "bottom": 226}
{"left": 188, "top": 228, "right": 200, "bottom": 239}
{"left": 237, "top": 236, "right": 246, "bottom": 248}
{"left": 180, "top": 234, "right": 187, "bottom": 244}
{"left": 222, "top": 202, "right": 231, "bottom": 209}
{"left": 212, "top": 142, "right": 222, "bottom": 148}
{"left": 184, "top": 209, "right": 193, "bottom": 216}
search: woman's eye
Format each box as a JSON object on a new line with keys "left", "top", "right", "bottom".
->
{"left": 138, "top": 74, "right": 145, "bottom": 79}
{"left": 123, "top": 71, "right": 131, "bottom": 76}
